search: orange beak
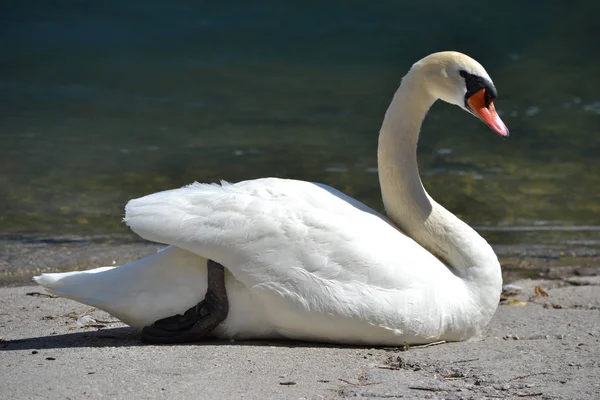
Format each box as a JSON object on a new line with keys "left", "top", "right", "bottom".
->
{"left": 467, "top": 89, "right": 509, "bottom": 137}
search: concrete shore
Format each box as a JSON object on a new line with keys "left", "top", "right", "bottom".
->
{"left": 1, "top": 276, "right": 598, "bottom": 399}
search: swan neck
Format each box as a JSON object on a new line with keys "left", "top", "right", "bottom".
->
{"left": 377, "top": 70, "right": 502, "bottom": 320}
{"left": 377, "top": 71, "right": 434, "bottom": 231}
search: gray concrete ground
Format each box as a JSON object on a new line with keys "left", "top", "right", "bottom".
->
{"left": 1, "top": 277, "right": 598, "bottom": 399}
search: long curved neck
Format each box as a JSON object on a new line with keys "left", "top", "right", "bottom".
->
{"left": 377, "top": 70, "right": 502, "bottom": 309}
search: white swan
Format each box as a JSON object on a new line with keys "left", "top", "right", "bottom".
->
{"left": 35, "top": 51, "right": 508, "bottom": 346}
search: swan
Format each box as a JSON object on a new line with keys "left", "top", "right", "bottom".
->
{"left": 35, "top": 51, "right": 509, "bottom": 346}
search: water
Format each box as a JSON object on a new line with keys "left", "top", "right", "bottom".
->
{"left": 2, "top": 1, "right": 600, "bottom": 253}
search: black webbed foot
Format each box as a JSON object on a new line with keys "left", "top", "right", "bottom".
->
{"left": 141, "top": 259, "right": 229, "bottom": 344}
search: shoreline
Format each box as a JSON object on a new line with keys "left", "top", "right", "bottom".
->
{"left": 2, "top": 239, "right": 598, "bottom": 287}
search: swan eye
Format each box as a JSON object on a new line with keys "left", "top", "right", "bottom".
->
{"left": 459, "top": 70, "right": 497, "bottom": 109}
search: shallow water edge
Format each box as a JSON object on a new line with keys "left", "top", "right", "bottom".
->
{"left": 2, "top": 236, "right": 598, "bottom": 288}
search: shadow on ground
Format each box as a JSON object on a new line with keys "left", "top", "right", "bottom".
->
{"left": 1, "top": 328, "right": 375, "bottom": 352}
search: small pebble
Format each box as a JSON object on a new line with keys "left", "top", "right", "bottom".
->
{"left": 45, "top": 357, "right": 55, "bottom": 361}
{"left": 502, "top": 284, "right": 522, "bottom": 294}
{"left": 528, "top": 334, "right": 550, "bottom": 340}
{"left": 31, "top": 351, "right": 38, "bottom": 355}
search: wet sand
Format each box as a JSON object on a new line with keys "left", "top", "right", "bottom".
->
{"left": 2, "top": 239, "right": 599, "bottom": 287}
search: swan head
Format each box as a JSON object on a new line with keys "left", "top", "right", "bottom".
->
{"left": 410, "top": 51, "right": 509, "bottom": 137}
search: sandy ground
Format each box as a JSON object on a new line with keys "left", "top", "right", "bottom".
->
{"left": 1, "top": 277, "right": 598, "bottom": 400}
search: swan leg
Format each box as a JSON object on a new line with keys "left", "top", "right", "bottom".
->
{"left": 140, "top": 259, "right": 229, "bottom": 344}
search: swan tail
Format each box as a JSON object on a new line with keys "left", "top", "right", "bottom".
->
{"left": 34, "top": 267, "right": 116, "bottom": 304}
{"left": 33, "top": 248, "right": 211, "bottom": 329}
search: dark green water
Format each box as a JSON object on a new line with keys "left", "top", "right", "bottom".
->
{"left": 2, "top": 1, "right": 600, "bottom": 249}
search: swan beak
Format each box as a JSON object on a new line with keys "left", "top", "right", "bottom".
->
{"left": 467, "top": 89, "right": 509, "bottom": 138}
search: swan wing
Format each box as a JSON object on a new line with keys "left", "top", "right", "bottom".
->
{"left": 124, "top": 178, "right": 447, "bottom": 322}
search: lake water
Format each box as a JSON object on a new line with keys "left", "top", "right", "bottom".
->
{"left": 2, "top": 1, "right": 600, "bottom": 252}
